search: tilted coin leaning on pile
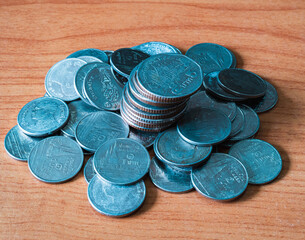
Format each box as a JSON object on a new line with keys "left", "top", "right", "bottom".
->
{"left": 5, "top": 42, "right": 282, "bottom": 217}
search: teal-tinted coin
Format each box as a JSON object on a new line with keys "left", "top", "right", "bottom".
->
{"left": 177, "top": 107, "right": 231, "bottom": 146}
{"left": 67, "top": 48, "right": 108, "bottom": 63}
{"left": 4, "top": 125, "right": 44, "bottom": 161}
{"left": 229, "top": 139, "right": 282, "bottom": 184}
{"left": 45, "top": 58, "right": 86, "bottom": 101}
{"left": 229, "top": 50, "right": 237, "bottom": 68}
{"left": 186, "top": 43, "right": 233, "bottom": 75}
{"left": 17, "top": 97, "right": 69, "bottom": 137}
{"left": 75, "top": 111, "right": 129, "bottom": 152}
{"left": 87, "top": 175, "right": 146, "bottom": 217}
{"left": 28, "top": 136, "right": 84, "bottom": 183}
{"left": 94, "top": 138, "right": 150, "bottom": 185}
{"left": 128, "top": 127, "right": 158, "bottom": 148}
{"left": 83, "top": 64, "right": 123, "bottom": 111}
{"left": 187, "top": 90, "right": 237, "bottom": 121}
{"left": 84, "top": 156, "right": 96, "bottom": 184}
{"left": 229, "top": 106, "right": 245, "bottom": 137}
{"left": 61, "top": 100, "right": 100, "bottom": 138}
{"left": 77, "top": 56, "right": 103, "bottom": 63}
{"left": 132, "top": 41, "right": 181, "bottom": 55}
{"left": 218, "top": 68, "right": 267, "bottom": 98}
{"left": 149, "top": 157, "right": 193, "bottom": 193}
{"left": 154, "top": 128, "right": 212, "bottom": 167}
{"left": 137, "top": 54, "right": 202, "bottom": 102}
{"left": 191, "top": 153, "right": 248, "bottom": 201}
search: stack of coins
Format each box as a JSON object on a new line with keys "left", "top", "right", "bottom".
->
{"left": 4, "top": 41, "right": 282, "bottom": 217}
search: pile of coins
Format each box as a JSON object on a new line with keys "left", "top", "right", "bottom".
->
{"left": 5, "top": 41, "right": 282, "bottom": 217}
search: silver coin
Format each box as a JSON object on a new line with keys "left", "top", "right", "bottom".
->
{"left": 75, "top": 111, "right": 129, "bottom": 152}
{"left": 4, "top": 125, "right": 44, "bottom": 161}
{"left": 17, "top": 97, "right": 69, "bottom": 137}
{"left": 84, "top": 156, "right": 96, "bottom": 184}
{"left": 87, "top": 175, "right": 146, "bottom": 217}
{"left": 94, "top": 138, "right": 150, "bottom": 185}
{"left": 45, "top": 58, "right": 86, "bottom": 101}
{"left": 77, "top": 56, "right": 103, "bottom": 63}
{"left": 28, "top": 136, "right": 84, "bottom": 183}
{"left": 132, "top": 41, "right": 181, "bottom": 55}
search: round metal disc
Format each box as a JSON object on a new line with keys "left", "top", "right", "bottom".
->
{"left": 84, "top": 156, "right": 96, "bottom": 184}
{"left": 67, "top": 48, "right": 108, "bottom": 63}
{"left": 132, "top": 41, "right": 181, "bottom": 55}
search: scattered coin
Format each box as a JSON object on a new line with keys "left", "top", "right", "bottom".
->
{"left": 17, "top": 97, "right": 69, "bottom": 137}
{"left": 84, "top": 156, "right": 96, "bottom": 184}
{"left": 149, "top": 156, "right": 193, "bottom": 193}
{"left": 132, "top": 41, "right": 181, "bottom": 55}
{"left": 67, "top": 48, "right": 108, "bottom": 63}
{"left": 229, "top": 139, "right": 282, "bottom": 184}
{"left": 191, "top": 153, "right": 248, "bottom": 201}
{"left": 87, "top": 175, "right": 146, "bottom": 217}
{"left": 77, "top": 56, "right": 103, "bottom": 63}
{"left": 28, "top": 136, "right": 84, "bottom": 183}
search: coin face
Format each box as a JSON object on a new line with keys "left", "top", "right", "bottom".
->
{"left": 28, "top": 136, "right": 84, "bottom": 183}
{"left": 128, "top": 127, "right": 158, "bottom": 148}
{"left": 84, "top": 157, "right": 96, "bottom": 184}
{"left": 45, "top": 58, "right": 87, "bottom": 101}
{"left": 218, "top": 68, "right": 267, "bottom": 98}
{"left": 149, "top": 157, "right": 193, "bottom": 193}
{"left": 87, "top": 175, "right": 146, "bottom": 217}
{"left": 77, "top": 56, "right": 103, "bottom": 63}
{"left": 177, "top": 107, "right": 231, "bottom": 146}
{"left": 4, "top": 125, "right": 44, "bottom": 161}
{"left": 83, "top": 65, "right": 123, "bottom": 111}
{"left": 132, "top": 41, "right": 181, "bottom": 55}
{"left": 154, "top": 128, "right": 212, "bottom": 167}
{"left": 137, "top": 54, "right": 203, "bottom": 101}
{"left": 67, "top": 48, "right": 108, "bottom": 63}
{"left": 186, "top": 43, "right": 233, "bottom": 74}
{"left": 110, "top": 48, "right": 150, "bottom": 78}
{"left": 17, "top": 97, "right": 69, "bottom": 137}
{"left": 75, "top": 111, "right": 129, "bottom": 152}
{"left": 229, "top": 139, "right": 282, "bottom": 184}
{"left": 61, "top": 100, "right": 100, "bottom": 138}
{"left": 94, "top": 138, "right": 150, "bottom": 185}
{"left": 187, "top": 90, "right": 237, "bottom": 121}
{"left": 191, "top": 153, "right": 248, "bottom": 201}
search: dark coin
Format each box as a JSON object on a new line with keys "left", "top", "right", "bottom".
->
{"left": 110, "top": 48, "right": 150, "bottom": 78}
{"left": 218, "top": 68, "right": 267, "bottom": 98}
{"left": 111, "top": 67, "right": 128, "bottom": 86}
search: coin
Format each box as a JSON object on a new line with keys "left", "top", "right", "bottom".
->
{"left": 177, "top": 107, "right": 231, "bottom": 146}
{"left": 75, "top": 111, "right": 129, "bottom": 152}
{"left": 61, "top": 100, "right": 100, "bottom": 138}
{"left": 191, "top": 153, "right": 248, "bottom": 201}
{"left": 154, "top": 128, "right": 212, "bottom": 167}
{"left": 77, "top": 56, "right": 103, "bottom": 63}
{"left": 132, "top": 41, "right": 181, "bottom": 55}
{"left": 74, "top": 62, "right": 107, "bottom": 105}
{"left": 83, "top": 64, "right": 123, "bottom": 111}
{"left": 103, "top": 50, "right": 114, "bottom": 62}
{"left": 87, "top": 175, "right": 146, "bottom": 217}
{"left": 229, "top": 106, "right": 245, "bottom": 137}
{"left": 67, "top": 48, "right": 108, "bottom": 63}
{"left": 45, "top": 58, "right": 86, "bottom": 101}
{"left": 28, "top": 136, "right": 84, "bottom": 183}
{"left": 137, "top": 54, "right": 202, "bottom": 103}
{"left": 17, "top": 97, "right": 69, "bottom": 137}
{"left": 187, "top": 90, "right": 237, "bottom": 121}
{"left": 218, "top": 68, "right": 267, "bottom": 98}
{"left": 229, "top": 139, "right": 282, "bottom": 184}
{"left": 111, "top": 67, "right": 128, "bottom": 86}
{"left": 128, "top": 127, "right": 158, "bottom": 148}
{"left": 203, "top": 71, "right": 247, "bottom": 101}
{"left": 84, "top": 156, "right": 96, "bottom": 184}
{"left": 229, "top": 104, "right": 260, "bottom": 141}
{"left": 229, "top": 50, "right": 237, "bottom": 68}
{"left": 4, "top": 125, "right": 44, "bottom": 161}
{"left": 149, "top": 156, "right": 193, "bottom": 193}
{"left": 110, "top": 48, "right": 150, "bottom": 78}
{"left": 244, "top": 81, "right": 278, "bottom": 113}
{"left": 185, "top": 43, "right": 233, "bottom": 75}
{"left": 93, "top": 138, "right": 150, "bottom": 185}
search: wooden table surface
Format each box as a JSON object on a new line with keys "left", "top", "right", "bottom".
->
{"left": 1, "top": 1, "right": 304, "bottom": 239}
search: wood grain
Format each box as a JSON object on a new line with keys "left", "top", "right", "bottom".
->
{"left": 0, "top": 1, "right": 304, "bottom": 239}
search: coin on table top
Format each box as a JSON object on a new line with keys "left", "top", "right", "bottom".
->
{"left": 132, "top": 41, "right": 181, "bottom": 55}
{"left": 191, "top": 153, "right": 248, "bottom": 201}
{"left": 87, "top": 175, "right": 146, "bottom": 217}
{"left": 229, "top": 139, "right": 282, "bottom": 184}
{"left": 84, "top": 156, "right": 96, "bottom": 184}
{"left": 75, "top": 111, "right": 129, "bottom": 152}
{"left": 93, "top": 138, "right": 150, "bottom": 185}
{"left": 45, "top": 58, "right": 86, "bottom": 101}
{"left": 67, "top": 48, "right": 108, "bottom": 63}
{"left": 17, "top": 97, "right": 69, "bottom": 137}
{"left": 28, "top": 136, "right": 84, "bottom": 183}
